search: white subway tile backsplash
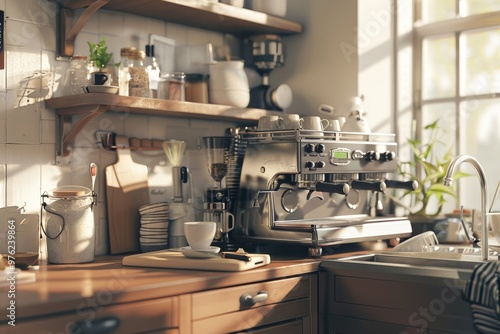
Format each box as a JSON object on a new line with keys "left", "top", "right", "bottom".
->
{"left": 3, "top": 1, "right": 248, "bottom": 255}
{"left": 6, "top": 20, "right": 42, "bottom": 49}
{"left": 6, "top": 144, "right": 41, "bottom": 213}
{"left": 41, "top": 119, "right": 55, "bottom": 144}
{"left": 6, "top": 102, "right": 40, "bottom": 144}
{"left": 0, "top": 118, "right": 5, "bottom": 143}
{"left": 6, "top": 0, "right": 41, "bottom": 23}
{"left": 6, "top": 45, "right": 41, "bottom": 91}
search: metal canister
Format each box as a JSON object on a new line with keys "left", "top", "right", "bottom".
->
{"left": 41, "top": 185, "right": 97, "bottom": 264}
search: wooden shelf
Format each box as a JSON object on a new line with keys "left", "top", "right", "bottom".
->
{"left": 45, "top": 93, "right": 280, "bottom": 160}
{"left": 102, "top": 0, "right": 302, "bottom": 36}
{"left": 46, "top": 93, "right": 278, "bottom": 120}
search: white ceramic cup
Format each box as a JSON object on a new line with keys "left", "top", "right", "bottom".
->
{"left": 279, "top": 113, "right": 300, "bottom": 129}
{"left": 250, "top": 0, "right": 287, "bottom": 17}
{"left": 258, "top": 115, "right": 281, "bottom": 131}
{"left": 324, "top": 119, "right": 341, "bottom": 131}
{"left": 184, "top": 221, "right": 216, "bottom": 250}
{"left": 298, "top": 116, "right": 329, "bottom": 131}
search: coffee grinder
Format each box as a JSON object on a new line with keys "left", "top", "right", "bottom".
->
{"left": 248, "top": 34, "right": 292, "bottom": 111}
{"left": 202, "top": 136, "right": 235, "bottom": 249}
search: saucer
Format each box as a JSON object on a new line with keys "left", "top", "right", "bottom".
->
{"left": 180, "top": 246, "right": 220, "bottom": 259}
{"left": 83, "top": 85, "right": 119, "bottom": 94}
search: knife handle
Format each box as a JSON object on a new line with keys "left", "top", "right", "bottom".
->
{"left": 222, "top": 252, "right": 251, "bottom": 262}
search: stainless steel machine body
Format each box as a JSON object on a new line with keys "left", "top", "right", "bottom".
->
{"left": 231, "top": 129, "right": 413, "bottom": 256}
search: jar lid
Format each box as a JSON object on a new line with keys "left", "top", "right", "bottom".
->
{"left": 129, "top": 50, "right": 145, "bottom": 60}
{"left": 121, "top": 47, "right": 136, "bottom": 56}
{"left": 185, "top": 73, "right": 208, "bottom": 82}
{"left": 47, "top": 185, "right": 91, "bottom": 198}
{"left": 71, "top": 55, "right": 87, "bottom": 60}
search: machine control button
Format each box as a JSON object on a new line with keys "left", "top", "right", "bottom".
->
{"left": 305, "top": 161, "right": 315, "bottom": 168}
{"left": 381, "top": 151, "right": 396, "bottom": 161}
{"left": 351, "top": 150, "right": 365, "bottom": 160}
{"left": 315, "top": 161, "right": 326, "bottom": 168}
{"left": 304, "top": 143, "right": 315, "bottom": 153}
{"left": 315, "top": 144, "right": 326, "bottom": 153}
{"left": 365, "top": 150, "right": 380, "bottom": 161}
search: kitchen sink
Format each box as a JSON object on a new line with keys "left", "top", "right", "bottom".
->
{"left": 319, "top": 250, "right": 492, "bottom": 333}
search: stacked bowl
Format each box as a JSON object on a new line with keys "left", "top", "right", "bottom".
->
{"left": 139, "top": 202, "right": 169, "bottom": 252}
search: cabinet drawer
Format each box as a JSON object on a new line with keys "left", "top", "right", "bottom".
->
{"left": 3, "top": 296, "right": 179, "bottom": 334}
{"left": 192, "top": 275, "right": 310, "bottom": 319}
{"left": 193, "top": 298, "right": 310, "bottom": 334}
{"left": 191, "top": 275, "right": 312, "bottom": 334}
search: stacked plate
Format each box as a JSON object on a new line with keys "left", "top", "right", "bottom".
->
{"left": 139, "top": 202, "right": 169, "bottom": 252}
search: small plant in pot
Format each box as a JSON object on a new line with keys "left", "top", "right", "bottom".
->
{"left": 392, "top": 119, "right": 469, "bottom": 218}
{"left": 87, "top": 37, "right": 113, "bottom": 85}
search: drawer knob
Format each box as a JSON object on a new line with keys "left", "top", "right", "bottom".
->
{"left": 240, "top": 290, "right": 268, "bottom": 307}
{"left": 70, "top": 316, "right": 120, "bottom": 334}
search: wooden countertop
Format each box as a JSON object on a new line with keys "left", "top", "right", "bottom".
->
{"left": 0, "top": 247, "right": 371, "bottom": 322}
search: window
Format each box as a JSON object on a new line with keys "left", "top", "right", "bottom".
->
{"left": 414, "top": 0, "right": 500, "bottom": 211}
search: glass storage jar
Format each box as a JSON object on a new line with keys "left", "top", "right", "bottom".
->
{"left": 128, "top": 50, "right": 149, "bottom": 97}
{"left": 65, "top": 55, "right": 89, "bottom": 95}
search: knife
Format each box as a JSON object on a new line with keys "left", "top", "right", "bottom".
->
{"left": 220, "top": 252, "right": 252, "bottom": 262}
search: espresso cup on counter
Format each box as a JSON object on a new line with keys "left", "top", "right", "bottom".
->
{"left": 184, "top": 221, "right": 216, "bottom": 250}
{"left": 298, "top": 116, "right": 329, "bottom": 132}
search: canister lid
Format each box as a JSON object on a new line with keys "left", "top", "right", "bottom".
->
{"left": 48, "top": 185, "right": 91, "bottom": 198}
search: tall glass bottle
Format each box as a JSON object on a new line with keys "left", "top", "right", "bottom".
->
{"left": 118, "top": 47, "right": 135, "bottom": 96}
{"left": 128, "top": 50, "right": 149, "bottom": 98}
{"left": 145, "top": 45, "right": 160, "bottom": 98}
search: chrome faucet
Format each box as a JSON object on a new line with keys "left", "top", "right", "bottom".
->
{"left": 444, "top": 155, "right": 489, "bottom": 260}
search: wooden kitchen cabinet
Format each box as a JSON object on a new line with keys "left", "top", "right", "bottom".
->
{"left": 0, "top": 259, "right": 319, "bottom": 334}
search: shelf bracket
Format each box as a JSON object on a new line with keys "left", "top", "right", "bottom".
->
{"left": 56, "top": 105, "right": 108, "bottom": 164}
{"left": 57, "top": 0, "right": 110, "bottom": 59}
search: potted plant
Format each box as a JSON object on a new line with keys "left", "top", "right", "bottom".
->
{"left": 88, "top": 37, "right": 113, "bottom": 72}
{"left": 87, "top": 37, "right": 113, "bottom": 85}
{"left": 392, "top": 119, "right": 469, "bottom": 218}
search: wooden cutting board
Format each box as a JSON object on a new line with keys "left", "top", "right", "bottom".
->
{"left": 106, "top": 135, "right": 149, "bottom": 254}
{"left": 122, "top": 250, "right": 271, "bottom": 272}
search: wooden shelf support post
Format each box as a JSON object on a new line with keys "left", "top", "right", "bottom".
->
{"left": 57, "top": 105, "right": 108, "bottom": 163}
{"left": 58, "top": 0, "right": 110, "bottom": 58}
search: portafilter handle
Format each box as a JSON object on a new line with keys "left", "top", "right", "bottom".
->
{"left": 384, "top": 179, "right": 419, "bottom": 191}
{"left": 315, "top": 182, "right": 350, "bottom": 195}
{"left": 351, "top": 180, "right": 386, "bottom": 193}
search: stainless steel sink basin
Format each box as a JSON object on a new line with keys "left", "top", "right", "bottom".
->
{"left": 340, "top": 253, "right": 483, "bottom": 269}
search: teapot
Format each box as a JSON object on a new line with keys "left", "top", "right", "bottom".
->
{"left": 341, "top": 109, "right": 371, "bottom": 132}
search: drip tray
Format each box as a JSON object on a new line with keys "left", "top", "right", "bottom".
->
{"left": 273, "top": 215, "right": 408, "bottom": 230}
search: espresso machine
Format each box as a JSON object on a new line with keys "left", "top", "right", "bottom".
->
{"left": 230, "top": 129, "right": 417, "bottom": 257}
{"left": 202, "top": 136, "right": 235, "bottom": 248}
